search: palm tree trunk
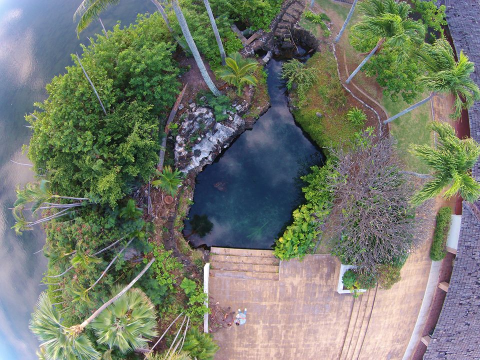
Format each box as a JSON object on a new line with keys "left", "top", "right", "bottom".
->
{"left": 346, "top": 38, "right": 384, "bottom": 84}
{"left": 98, "top": 17, "right": 108, "bottom": 38}
{"left": 171, "top": 0, "right": 221, "bottom": 96}
{"left": 400, "top": 171, "right": 434, "bottom": 179}
{"left": 384, "top": 93, "right": 434, "bottom": 124}
{"left": 74, "top": 257, "right": 155, "bottom": 333}
{"left": 75, "top": 54, "right": 107, "bottom": 115}
{"left": 335, "top": 0, "right": 358, "bottom": 44}
{"left": 203, "top": 0, "right": 226, "bottom": 65}
{"left": 310, "top": 0, "right": 315, "bottom": 8}
{"left": 150, "top": 312, "right": 184, "bottom": 352}
{"left": 151, "top": 0, "right": 173, "bottom": 32}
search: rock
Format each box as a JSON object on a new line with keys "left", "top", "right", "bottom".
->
{"left": 316, "top": 112, "right": 323, "bottom": 118}
{"left": 178, "top": 104, "right": 184, "bottom": 110}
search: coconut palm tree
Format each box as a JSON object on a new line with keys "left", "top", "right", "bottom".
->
{"left": 203, "top": 0, "right": 226, "bottom": 65}
{"left": 74, "top": 0, "right": 221, "bottom": 96}
{"left": 334, "top": 0, "right": 359, "bottom": 44}
{"left": 31, "top": 258, "right": 156, "bottom": 358}
{"left": 346, "top": 0, "right": 425, "bottom": 84}
{"left": 216, "top": 52, "right": 257, "bottom": 96}
{"left": 409, "top": 122, "right": 480, "bottom": 205}
{"left": 384, "top": 39, "right": 480, "bottom": 124}
{"left": 91, "top": 287, "right": 158, "bottom": 353}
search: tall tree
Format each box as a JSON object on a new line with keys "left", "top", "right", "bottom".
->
{"left": 346, "top": 0, "right": 425, "bottom": 84}
{"left": 409, "top": 122, "right": 480, "bottom": 205}
{"left": 203, "top": 0, "right": 226, "bottom": 65}
{"left": 384, "top": 39, "right": 480, "bottom": 123}
{"left": 74, "top": 0, "right": 221, "bottom": 96}
{"left": 334, "top": 0, "right": 359, "bottom": 44}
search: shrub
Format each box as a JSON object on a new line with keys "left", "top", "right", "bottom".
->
{"left": 282, "top": 59, "right": 317, "bottom": 105}
{"left": 304, "top": 10, "right": 330, "bottom": 24}
{"left": 430, "top": 207, "right": 452, "bottom": 261}
{"left": 183, "top": 328, "right": 219, "bottom": 360}
{"left": 377, "top": 264, "right": 401, "bottom": 289}
{"left": 347, "top": 107, "right": 367, "bottom": 127}
{"left": 356, "top": 270, "right": 378, "bottom": 290}
{"left": 198, "top": 92, "right": 235, "bottom": 122}
{"left": 342, "top": 269, "right": 357, "bottom": 289}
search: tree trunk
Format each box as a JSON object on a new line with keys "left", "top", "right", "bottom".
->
{"left": 335, "top": 0, "right": 358, "bottom": 44}
{"left": 75, "top": 53, "right": 107, "bottom": 115}
{"left": 400, "top": 171, "right": 434, "bottom": 179}
{"left": 151, "top": 0, "right": 173, "bottom": 32}
{"left": 98, "top": 17, "right": 108, "bottom": 38}
{"left": 384, "top": 93, "right": 434, "bottom": 124}
{"left": 73, "top": 257, "right": 155, "bottom": 333}
{"left": 171, "top": 0, "right": 221, "bottom": 96}
{"left": 310, "top": 0, "right": 315, "bottom": 8}
{"left": 203, "top": 0, "right": 226, "bottom": 65}
{"left": 346, "top": 38, "right": 384, "bottom": 84}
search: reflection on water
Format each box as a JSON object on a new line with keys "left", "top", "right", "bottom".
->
{"left": 185, "top": 60, "right": 323, "bottom": 250}
{"left": 0, "top": 1, "right": 154, "bottom": 358}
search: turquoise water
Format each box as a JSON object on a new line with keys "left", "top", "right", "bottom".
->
{"left": 0, "top": 2, "right": 154, "bottom": 359}
{"left": 185, "top": 59, "right": 323, "bottom": 250}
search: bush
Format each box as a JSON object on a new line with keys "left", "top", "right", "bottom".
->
{"left": 282, "top": 59, "right": 317, "bottom": 105}
{"left": 377, "top": 264, "right": 401, "bottom": 290}
{"left": 356, "top": 270, "right": 378, "bottom": 290}
{"left": 198, "top": 92, "right": 236, "bottom": 122}
{"left": 347, "top": 107, "right": 367, "bottom": 127}
{"left": 430, "top": 207, "right": 452, "bottom": 261}
{"left": 27, "top": 13, "right": 180, "bottom": 208}
{"left": 342, "top": 269, "right": 357, "bottom": 289}
{"left": 183, "top": 328, "right": 219, "bottom": 360}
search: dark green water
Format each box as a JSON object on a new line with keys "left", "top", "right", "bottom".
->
{"left": 185, "top": 59, "right": 323, "bottom": 250}
{"left": 0, "top": 2, "right": 154, "bottom": 359}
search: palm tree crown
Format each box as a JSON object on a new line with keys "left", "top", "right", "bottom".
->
{"left": 411, "top": 122, "right": 480, "bottom": 204}
{"left": 216, "top": 53, "right": 257, "bottom": 96}
{"left": 30, "top": 292, "right": 100, "bottom": 360}
{"left": 91, "top": 287, "right": 158, "bottom": 353}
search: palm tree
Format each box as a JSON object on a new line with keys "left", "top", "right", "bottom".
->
{"left": 409, "top": 122, "right": 480, "bottom": 205}
{"left": 32, "top": 258, "right": 156, "bottom": 358}
{"left": 182, "top": 328, "right": 218, "bottom": 360}
{"left": 334, "top": 0, "right": 359, "bottom": 44}
{"left": 30, "top": 292, "right": 101, "bottom": 360}
{"left": 216, "top": 52, "right": 257, "bottom": 96}
{"left": 152, "top": 165, "right": 183, "bottom": 196}
{"left": 384, "top": 39, "right": 480, "bottom": 124}
{"left": 74, "top": 0, "right": 221, "bottom": 96}
{"left": 203, "top": 0, "right": 226, "bottom": 65}
{"left": 91, "top": 287, "right": 158, "bottom": 353}
{"left": 346, "top": 0, "right": 425, "bottom": 84}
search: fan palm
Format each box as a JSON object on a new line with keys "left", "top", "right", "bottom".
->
{"left": 30, "top": 292, "right": 100, "bottom": 360}
{"left": 216, "top": 53, "right": 257, "bottom": 96}
{"left": 74, "top": 0, "right": 221, "bottom": 96}
{"left": 91, "top": 287, "right": 158, "bottom": 353}
{"left": 346, "top": 0, "right": 425, "bottom": 84}
{"left": 385, "top": 39, "right": 480, "bottom": 123}
{"left": 410, "top": 122, "right": 480, "bottom": 205}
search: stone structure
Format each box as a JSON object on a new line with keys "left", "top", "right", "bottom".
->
{"left": 423, "top": 1, "right": 480, "bottom": 359}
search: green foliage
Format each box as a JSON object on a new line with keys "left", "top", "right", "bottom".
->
{"left": 30, "top": 292, "right": 100, "bottom": 360}
{"left": 183, "top": 328, "right": 219, "bottom": 360}
{"left": 342, "top": 270, "right": 357, "bottom": 289}
{"left": 180, "top": 278, "right": 197, "bottom": 296}
{"left": 181, "top": 279, "right": 208, "bottom": 324}
{"left": 152, "top": 166, "right": 183, "bottom": 197}
{"left": 410, "top": 122, "right": 480, "bottom": 204}
{"left": 411, "top": 0, "right": 446, "bottom": 38}
{"left": 377, "top": 264, "right": 401, "bottom": 289}
{"left": 346, "top": 108, "right": 367, "bottom": 127}
{"left": 282, "top": 59, "right": 317, "bottom": 105}
{"left": 198, "top": 92, "right": 235, "bottom": 122}
{"left": 91, "top": 287, "right": 158, "bottom": 354}
{"left": 304, "top": 10, "right": 330, "bottom": 24}
{"left": 216, "top": 53, "right": 258, "bottom": 96}
{"left": 152, "top": 244, "right": 182, "bottom": 293}
{"left": 27, "top": 13, "right": 180, "bottom": 208}
{"left": 274, "top": 161, "right": 336, "bottom": 260}
{"left": 356, "top": 271, "right": 378, "bottom": 290}
{"left": 430, "top": 207, "right": 452, "bottom": 261}
{"left": 119, "top": 199, "right": 142, "bottom": 220}
{"left": 208, "top": 0, "right": 282, "bottom": 30}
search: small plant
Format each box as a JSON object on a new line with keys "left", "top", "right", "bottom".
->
{"left": 342, "top": 269, "right": 357, "bottom": 290}
{"left": 180, "top": 278, "right": 197, "bottom": 296}
{"left": 347, "top": 107, "right": 367, "bottom": 127}
{"left": 430, "top": 207, "right": 452, "bottom": 261}
{"left": 216, "top": 52, "right": 258, "bottom": 96}
{"left": 282, "top": 59, "right": 317, "bottom": 105}
{"left": 304, "top": 10, "right": 330, "bottom": 24}
{"left": 200, "top": 93, "right": 235, "bottom": 122}
{"left": 152, "top": 166, "right": 183, "bottom": 197}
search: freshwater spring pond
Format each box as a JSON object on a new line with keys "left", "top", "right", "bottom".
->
{"left": 185, "top": 59, "right": 323, "bottom": 250}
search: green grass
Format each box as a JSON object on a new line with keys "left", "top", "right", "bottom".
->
{"left": 314, "top": 0, "right": 349, "bottom": 20}
{"left": 291, "top": 52, "right": 363, "bottom": 150}
{"left": 299, "top": 14, "right": 320, "bottom": 37}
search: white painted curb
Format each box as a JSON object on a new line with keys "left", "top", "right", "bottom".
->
{"left": 203, "top": 263, "right": 210, "bottom": 333}
{"left": 337, "top": 264, "right": 366, "bottom": 294}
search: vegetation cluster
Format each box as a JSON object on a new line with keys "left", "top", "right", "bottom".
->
{"left": 430, "top": 207, "right": 452, "bottom": 261}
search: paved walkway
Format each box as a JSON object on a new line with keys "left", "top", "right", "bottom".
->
{"left": 209, "top": 232, "right": 434, "bottom": 359}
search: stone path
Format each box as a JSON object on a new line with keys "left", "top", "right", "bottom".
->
{"left": 209, "top": 241, "right": 433, "bottom": 360}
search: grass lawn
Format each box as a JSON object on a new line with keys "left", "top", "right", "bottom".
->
{"left": 313, "top": 0, "right": 432, "bottom": 172}
{"left": 291, "top": 51, "right": 364, "bottom": 150}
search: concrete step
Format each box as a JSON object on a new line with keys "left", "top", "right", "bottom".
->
{"left": 210, "top": 254, "right": 279, "bottom": 266}
{"left": 210, "top": 269, "right": 279, "bottom": 281}
{"left": 210, "top": 247, "right": 276, "bottom": 258}
{"left": 282, "top": 12, "right": 297, "bottom": 22}
{"left": 211, "top": 261, "right": 279, "bottom": 274}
